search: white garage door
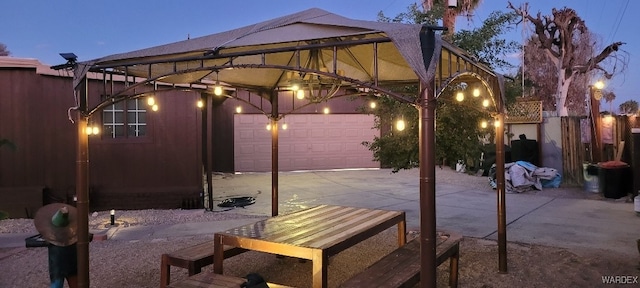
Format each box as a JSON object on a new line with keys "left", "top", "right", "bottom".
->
{"left": 234, "top": 114, "right": 379, "bottom": 172}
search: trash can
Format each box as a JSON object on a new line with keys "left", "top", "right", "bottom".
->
{"left": 583, "top": 163, "right": 599, "bottom": 193}
{"left": 598, "top": 161, "right": 632, "bottom": 199}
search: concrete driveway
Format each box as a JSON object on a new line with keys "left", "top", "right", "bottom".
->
{"left": 210, "top": 168, "right": 639, "bottom": 256}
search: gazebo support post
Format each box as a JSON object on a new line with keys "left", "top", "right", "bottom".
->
{"left": 76, "top": 77, "right": 90, "bottom": 288}
{"left": 419, "top": 84, "right": 437, "bottom": 288}
{"left": 495, "top": 88, "right": 508, "bottom": 273}
{"left": 201, "top": 92, "right": 214, "bottom": 211}
{"left": 270, "top": 91, "right": 279, "bottom": 217}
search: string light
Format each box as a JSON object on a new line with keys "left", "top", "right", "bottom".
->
{"left": 214, "top": 72, "right": 223, "bottom": 96}
{"left": 396, "top": 119, "right": 406, "bottom": 131}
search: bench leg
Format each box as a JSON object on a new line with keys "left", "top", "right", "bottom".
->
{"left": 449, "top": 246, "right": 459, "bottom": 288}
{"left": 160, "top": 254, "right": 170, "bottom": 288}
{"left": 213, "top": 234, "right": 224, "bottom": 274}
{"left": 188, "top": 262, "right": 202, "bottom": 276}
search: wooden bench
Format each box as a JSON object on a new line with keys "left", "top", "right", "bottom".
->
{"left": 340, "top": 230, "right": 461, "bottom": 288}
{"left": 160, "top": 241, "right": 247, "bottom": 288}
{"left": 167, "top": 272, "right": 294, "bottom": 288}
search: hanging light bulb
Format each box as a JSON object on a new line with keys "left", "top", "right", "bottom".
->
{"left": 323, "top": 107, "right": 330, "bottom": 114}
{"left": 92, "top": 126, "right": 100, "bottom": 135}
{"left": 296, "top": 90, "right": 305, "bottom": 100}
{"left": 147, "top": 97, "right": 155, "bottom": 106}
{"left": 266, "top": 123, "right": 272, "bottom": 131}
{"left": 482, "top": 99, "right": 490, "bottom": 107}
{"left": 214, "top": 71, "right": 223, "bottom": 96}
{"left": 282, "top": 123, "right": 288, "bottom": 130}
{"left": 235, "top": 106, "right": 242, "bottom": 113}
{"left": 480, "top": 120, "right": 488, "bottom": 129}
{"left": 473, "top": 88, "right": 480, "bottom": 97}
{"left": 456, "top": 92, "right": 464, "bottom": 102}
{"left": 213, "top": 85, "right": 223, "bottom": 96}
{"left": 197, "top": 99, "right": 204, "bottom": 108}
{"left": 396, "top": 119, "right": 406, "bottom": 131}
{"left": 152, "top": 104, "right": 159, "bottom": 111}
{"left": 494, "top": 120, "right": 501, "bottom": 127}
{"left": 369, "top": 101, "right": 377, "bottom": 109}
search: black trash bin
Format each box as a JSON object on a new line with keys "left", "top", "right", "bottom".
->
{"left": 598, "top": 161, "right": 632, "bottom": 199}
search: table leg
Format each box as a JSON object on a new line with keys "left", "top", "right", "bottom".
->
{"left": 449, "top": 245, "right": 460, "bottom": 288}
{"left": 397, "top": 218, "right": 406, "bottom": 246}
{"left": 312, "top": 249, "right": 327, "bottom": 288}
{"left": 160, "top": 254, "right": 169, "bottom": 288}
{"left": 213, "top": 234, "right": 224, "bottom": 274}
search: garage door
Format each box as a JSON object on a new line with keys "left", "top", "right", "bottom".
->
{"left": 234, "top": 114, "right": 379, "bottom": 172}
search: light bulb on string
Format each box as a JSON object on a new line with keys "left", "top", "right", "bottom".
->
{"left": 396, "top": 119, "right": 406, "bottom": 131}
{"left": 213, "top": 71, "right": 223, "bottom": 96}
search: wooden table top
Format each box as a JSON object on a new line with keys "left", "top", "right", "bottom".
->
{"left": 216, "top": 204, "right": 405, "bottom": 250}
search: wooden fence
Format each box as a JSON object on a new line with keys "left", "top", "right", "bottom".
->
{"left": 561, "top": 115, "right": 633, "bottom": 186}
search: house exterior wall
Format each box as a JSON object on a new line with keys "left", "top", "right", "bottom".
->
{"left": 0, "top": 59, "right": 203, "bottom": 215}
{"left": 0, "top": 66, "right": 77, "bottom": 218}
{"left": 86, "top": 86, "right": 203, "bottom": 211}
{"left": 0, "top": 58, "right": 380, "bottom": 216}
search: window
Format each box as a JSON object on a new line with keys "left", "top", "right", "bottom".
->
{"left": 103, "top": 99, "right": 147, "bottom": 138}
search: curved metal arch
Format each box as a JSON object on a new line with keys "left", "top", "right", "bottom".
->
{"left": 89, "top": 62, "right": 418, "bottom": 116}
{"left": 436, "top": 71, "right": 499, "bottom": 113}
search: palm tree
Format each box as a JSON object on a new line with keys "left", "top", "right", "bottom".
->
{"left": 603, "top": 91, "right": 616, "bottom": 114}
{"left": 421, "top": 0, "right": 483, "bottom": 40}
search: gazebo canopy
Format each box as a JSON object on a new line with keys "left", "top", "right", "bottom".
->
{"left": 74, "top": 8, "right": 503, "bottom": 110}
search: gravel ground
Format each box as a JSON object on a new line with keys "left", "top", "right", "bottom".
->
{"left": 1, "top": 168, "right": 638, "bottom": 287}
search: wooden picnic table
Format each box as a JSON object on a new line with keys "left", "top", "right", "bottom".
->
{"left": 213, "top": 204, "right": 406, "bottom": 288}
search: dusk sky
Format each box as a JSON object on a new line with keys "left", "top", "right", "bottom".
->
{"left": 1, "top": 0, "right": 635, "bottom": 110}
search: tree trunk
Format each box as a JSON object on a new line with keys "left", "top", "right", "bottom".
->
{"left": 442, "top": 7, "right": 457, "bottom": 41}
{"left": 556, "top": 68, "right": 572, "bottom": 116}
